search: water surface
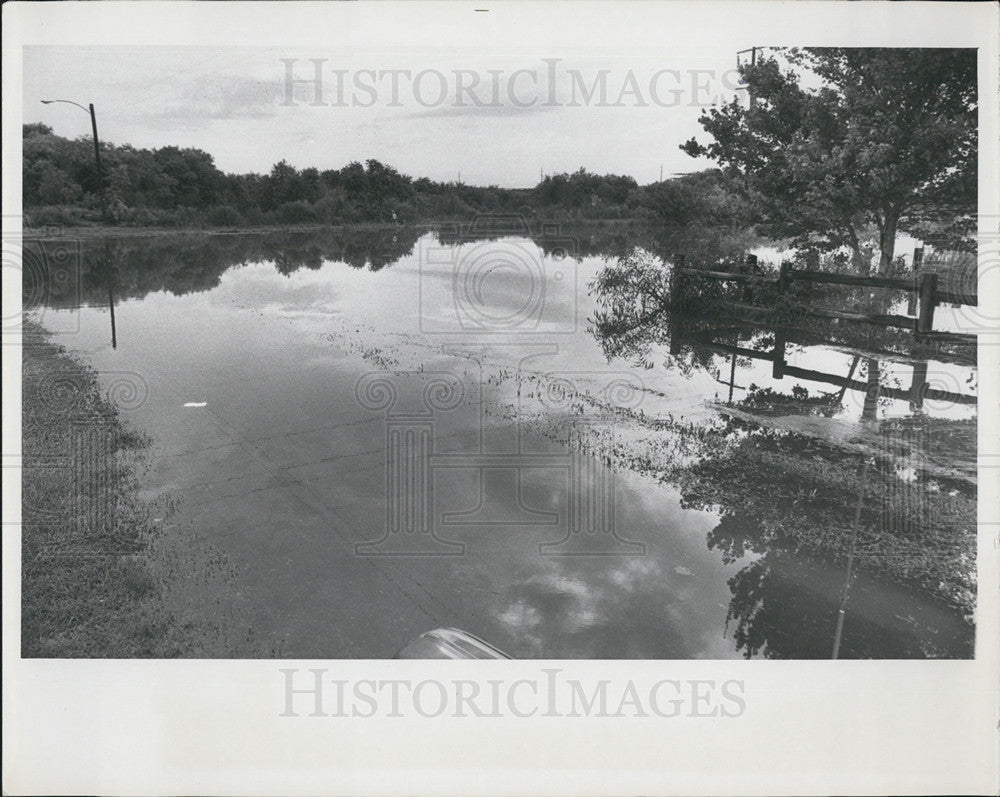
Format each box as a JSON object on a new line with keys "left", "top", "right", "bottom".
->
{"left": 24, "top": 225, "right": 977, "bottom": 658}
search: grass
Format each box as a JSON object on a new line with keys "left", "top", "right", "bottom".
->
{"left": 21, "top": 321, "right": 218, "bottom": 657}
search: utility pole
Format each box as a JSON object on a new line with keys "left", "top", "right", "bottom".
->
{"left": 715, "top": 344, "right": 745, "bottom": 404}
{"left": 42, "top": 99, "right": 115, "bottom": 347}
{"left": 42, "top": 99, "right": 108, "bottom": 223}
{"left": 735, "top": 47, "right": 763, "bottom": 107}
{"left": 88, "top": 104, "right": 108, "bottom": 224}
{"left": 832, "top": 456, "right": 872, "bottom": 659}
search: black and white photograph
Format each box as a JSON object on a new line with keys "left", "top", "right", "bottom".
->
{"left": 3, "top": 2, "right": 999, "bottom": 794}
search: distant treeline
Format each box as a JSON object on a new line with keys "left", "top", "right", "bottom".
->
{"left": 23, "top": 123, "right": 751, "bottom": 229}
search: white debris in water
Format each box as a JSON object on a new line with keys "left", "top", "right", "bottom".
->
{"left": 183, "top": 402, "right": 207, "bottom": 407}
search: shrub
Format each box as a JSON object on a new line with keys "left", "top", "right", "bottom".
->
{"left": 275, "top": 200, "right": 318, "bottom": 225}
{"left": 206, "top": 205, "right": 245, "bottom": 227}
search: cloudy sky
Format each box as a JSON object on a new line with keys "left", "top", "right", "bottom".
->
{"left": 23, "top": 45, "right": 744, "bottom": 187}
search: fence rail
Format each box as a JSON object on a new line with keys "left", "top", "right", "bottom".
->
{"left": 672, "top": 332, "right": 977, "bottom": 409}
{"left": 674, "top": 250, "right": 977, "bottom": 339}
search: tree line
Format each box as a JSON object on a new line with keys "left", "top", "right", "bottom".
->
{"left": 24, "top": 48, "right": 977, "bottom": 272}
{"left": 23, "top": 122, "right": 747, "bottom": 230}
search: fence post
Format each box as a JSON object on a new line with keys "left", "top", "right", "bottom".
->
{"left": 917, "top": 272, "right": 938, "bottom": 334}
{"left": 739, "top": 253, "right": 757, "bottom": 301}
{"left": 669, "top": 327, "right": 683, "bottom": 356}
{"left": 772, "top": 262, "right": 790, "bottom": 378}
{"left": 669, "top": 253, "right": 686, "bottom": 355}
{"left": 772, "top": 328, "right": 786, "bottom": 379}
{"left": 671, "top": 253, "right": 686, "bottom": 308}
{"left": 777, "top": 262, "right": 792, "bottom": 293}
{"left": 907, "top": 247, "right": 924, "bottom": 315}
{"left": 909, "top": 359, "right": 928, "bottom": 410}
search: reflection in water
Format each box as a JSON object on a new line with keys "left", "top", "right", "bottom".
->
{"left": 25, "top": 226, "right": 431, "bottom": 310}
{"left": 24, "top": 221, "right": 753, "bottom": 309}
{"left": 104, "top": 240, "right": 118, "bottom": 349}
{"left": 678, "top": 411, "right": 975, "bottom": 658}
{"left": 591, "top": 245, "right": 976, "bottom": 658}
{"left": 22, "top": 227, "right": 977, "bottom": 658}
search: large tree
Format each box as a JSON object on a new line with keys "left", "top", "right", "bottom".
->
{"left": 681, "top": 48, "right": 977, "bottom": 274}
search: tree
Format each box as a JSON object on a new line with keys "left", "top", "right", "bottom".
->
{"left": 35, "top": 162, "right": 82, "bottom": 205}
{"left": 681, "top": 48, "right": 977, "bottom": 274}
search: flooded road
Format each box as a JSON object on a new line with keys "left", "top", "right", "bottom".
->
{"left": 25, "top": 226, "right": 977, "bottom": 658}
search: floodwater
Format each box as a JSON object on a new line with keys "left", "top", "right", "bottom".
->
{"left": 23, "top": 224, "right": 978, "bottom": 658}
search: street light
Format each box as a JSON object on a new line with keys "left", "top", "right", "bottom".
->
{"left": 40, "top": 99, "right": 116, "bottom": 347}
{"left": 40, "top": 99, "right": 108, "bottom": 224}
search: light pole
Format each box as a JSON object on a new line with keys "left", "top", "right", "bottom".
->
{"left": 40, "top": 100, "right": 108, "bottom": 224}
{"left": 40, "top": 99, "right": 116, "bottom": 347}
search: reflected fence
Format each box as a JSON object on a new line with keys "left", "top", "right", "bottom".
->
{"left": 668, "top": 250, "right": 979, "bottom": 411}
{"left": 668, "top": 331, "right": 977, "bottom": 411}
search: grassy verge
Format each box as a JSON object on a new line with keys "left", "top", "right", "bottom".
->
{"left": 21, "top": 321, "right": 212, "bottom": 656}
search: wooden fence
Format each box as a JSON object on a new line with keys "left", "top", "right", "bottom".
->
{"left": 672, "top": 250, "right": 976, "bottom": 343}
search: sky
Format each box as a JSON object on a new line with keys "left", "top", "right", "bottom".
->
{"left": 22, "top": 45, "right": 748, "bottom": 188}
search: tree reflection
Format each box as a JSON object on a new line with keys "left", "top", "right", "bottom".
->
{"left": 24, "top": 226, "right": 430, "bottom": 309}
{"left": 589, "top": 245, "right": 977, "bottom": 658}
{"left": 682, "top": 412, "right": 975, "bottom": 658}
{"left": 28, "top": 223, "right": 720, "bottom": 311}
